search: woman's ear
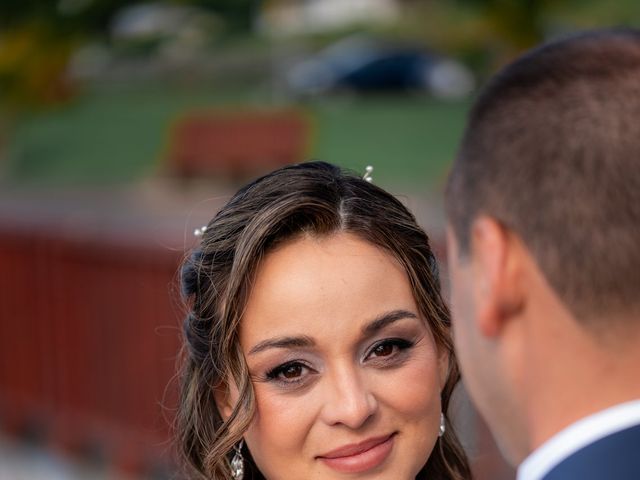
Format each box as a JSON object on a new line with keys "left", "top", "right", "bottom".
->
{"left": 213, "top": 379, "right": 236, "bottom": 420}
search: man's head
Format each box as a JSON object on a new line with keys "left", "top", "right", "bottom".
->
{"left": 445, "top": 28, "right": 640, "bottom": 463}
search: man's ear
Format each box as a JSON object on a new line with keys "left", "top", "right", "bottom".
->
{"left": 470, "top": 216, "right": 524, "bottom": 338}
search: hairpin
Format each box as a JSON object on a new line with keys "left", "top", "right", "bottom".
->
{"left": 194, "top": 225, "right": 208, "bottom": 237}
{"left": 363, "top": 165, "right": 373, "bottom": 183}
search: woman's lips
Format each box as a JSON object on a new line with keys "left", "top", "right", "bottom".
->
{"left": 317, "top": 433, "right": 396, "bottom": 474}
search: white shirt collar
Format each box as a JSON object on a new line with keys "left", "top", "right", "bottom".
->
{"left": 517, "top": 399, "right": 640, "bottom": 480}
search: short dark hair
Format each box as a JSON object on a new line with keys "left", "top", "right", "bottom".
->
{"left": 445, "top": 28, "right": 640, "bottom": 323}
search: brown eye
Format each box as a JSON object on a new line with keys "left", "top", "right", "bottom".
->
{"left": 266, "top": 361, "right": 316, "bottom": 386}
{"left": 282, "top": 364, "right": 303, "bottom": 379}
{"left": 372, "top": 343, "right": 394, "bottom": 357}
{"left": 366, "top": 339, "right": 414, "bottom": 362}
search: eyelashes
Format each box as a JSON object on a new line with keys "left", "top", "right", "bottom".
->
{"left": 365, "top": 338, "right": 414, "bottom": 365}
{"left": 265, "top": 361, "right": 316, "bottom": 387}
{"left": 262, "top": 338, "right": 416, "bottom": 390}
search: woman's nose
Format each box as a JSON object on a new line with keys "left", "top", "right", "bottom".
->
{"left": 319, "top": 366, "right": 378, "bottom": 429}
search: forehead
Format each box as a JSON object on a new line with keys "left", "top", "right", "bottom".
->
{"left": 240, "top": 233, "right": 419, "bottom": 345}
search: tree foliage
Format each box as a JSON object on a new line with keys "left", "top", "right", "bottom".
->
{"left": 456, "top": 0, "right": 555, "bottom": 49}
{"left": 0, "top": 0, "right": 258, "bottom": 35}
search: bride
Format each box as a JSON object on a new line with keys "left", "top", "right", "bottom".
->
{"left": 177, "top": 161, "right": 471, "bottom": 479}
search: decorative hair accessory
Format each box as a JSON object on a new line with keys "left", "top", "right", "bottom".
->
{"left": 231, "top": 440, "right": 245, "bottom": 480}
{"left": 363, "top": 165, "right": 373, "bottom": 183}
{"left": 439, "top": 412, "right": 446, "bottom": 437}
{"left": 193, "top": 225, "right": 208, "bottom": 237}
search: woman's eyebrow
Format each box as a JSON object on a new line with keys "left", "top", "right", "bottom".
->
{"left": 362, "top": 309, "right": 419, "bottom": 335}
{"left": 247, "top": 310, "right": 418, "bottom": 355}
{"left": 248, "top": 335, "right": 315, "bottom": 356}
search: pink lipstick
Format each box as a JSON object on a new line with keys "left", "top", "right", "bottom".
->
{"left": 317, "top": 433, "right": 396, "bottom": 474}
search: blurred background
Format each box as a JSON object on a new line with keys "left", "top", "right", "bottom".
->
{"left": 1, "top": 1, "right": 639, "bottom": 479}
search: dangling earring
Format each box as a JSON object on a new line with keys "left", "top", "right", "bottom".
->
{"left": 231, "top": 440, "right": 244, "bottom": 480}
{"left": 439, "top": 412, "right": 446, "bottom": 437}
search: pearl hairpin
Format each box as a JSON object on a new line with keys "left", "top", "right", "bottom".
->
{"left": 363, "top": 165, "right": 373, "bottom": 183}
{"left": 194, "top": 225, "right": 208, "bottom": 237}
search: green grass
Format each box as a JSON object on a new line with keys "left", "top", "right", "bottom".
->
{"left": 312, "top": 97, "right": 469, "bottom": 187}
{"left": 4, "top": 85, "right": 470, "bottom": 189}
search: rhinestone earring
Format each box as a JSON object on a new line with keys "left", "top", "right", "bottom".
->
{"left": 231, "top": 440, "right": 244, "bottom": 480}
{"left": 439, "top": 412, "right": 446, "bottom": 437}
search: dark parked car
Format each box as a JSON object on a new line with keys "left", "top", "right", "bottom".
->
{"left": 286, "top": 35, "right": 474, "bottom": 99}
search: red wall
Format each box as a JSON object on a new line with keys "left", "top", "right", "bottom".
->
{"left": 0, "top": 222, "right": 183, "bottom": 474}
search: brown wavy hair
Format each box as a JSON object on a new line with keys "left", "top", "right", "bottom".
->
{"left": 177, "top": 161, "right": 472, "bottom": 479}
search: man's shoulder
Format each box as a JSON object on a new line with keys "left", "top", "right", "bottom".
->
{"left": 543, "top": 423, "right": 640, "bottom": 479}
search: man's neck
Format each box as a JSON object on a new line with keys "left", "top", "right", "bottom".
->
{"left": 523, "top": 320, "right": 640, "bottom": 453}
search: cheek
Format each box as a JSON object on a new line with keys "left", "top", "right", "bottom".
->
{"left": 398, "top": 349, "right": 442, "bottom": 417}
{"left": 250, "top": 388, "right": 315, "bottom": 435}
{"left": 242, "top": 387, "right": 317, "bottom": 476}
{"left": 372, "top": 345, "right": 443, "bottom": 438}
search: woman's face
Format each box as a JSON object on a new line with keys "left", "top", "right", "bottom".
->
{"left": 217, "top": 233, "right": 448, "bottom": 480}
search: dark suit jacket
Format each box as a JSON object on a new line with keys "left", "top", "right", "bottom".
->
{"left": 543, "top": 423, "right": 640, "bottom": 479}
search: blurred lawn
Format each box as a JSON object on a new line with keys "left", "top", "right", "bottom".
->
{"left": 5, "top": 86, "right": 470, "bottom": 189}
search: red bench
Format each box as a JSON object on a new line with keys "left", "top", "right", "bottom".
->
{"left": 167, "top": 109, "right": 312, "bottom": 179}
